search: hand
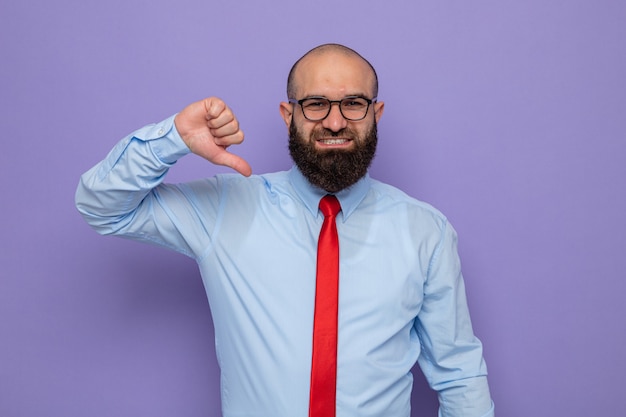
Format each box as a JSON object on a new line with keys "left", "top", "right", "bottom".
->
{"left": 174, "top": 97, "right": 252, "bottom": 176}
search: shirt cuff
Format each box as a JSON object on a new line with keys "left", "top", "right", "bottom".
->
{"left": 133, "top": 114, "right": 191, "bottom": 164}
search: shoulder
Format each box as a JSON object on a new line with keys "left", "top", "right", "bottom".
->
{"left": 368, "top": 178, "right": 446, "bottom": 218}
{"left": 367, "top": 178, "right": 449, "bottom": 227}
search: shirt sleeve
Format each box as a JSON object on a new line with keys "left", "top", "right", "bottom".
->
{"left": 415, "top": 220, "right": 495, "bottom": 417}
{"left": 75, "top": 115, "right": 218, "bottom": 259}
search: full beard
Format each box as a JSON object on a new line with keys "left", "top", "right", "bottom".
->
{"left": 288, "top": 121, "right": 378, "bottom": 193}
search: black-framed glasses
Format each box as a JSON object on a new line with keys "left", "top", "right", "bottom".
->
{"left": 289, "top": 96, "right": 376, "bottom": 121}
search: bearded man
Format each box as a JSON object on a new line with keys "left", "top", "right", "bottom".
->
{"left": 76, "top": 43, "right": 494, "bottom": 417}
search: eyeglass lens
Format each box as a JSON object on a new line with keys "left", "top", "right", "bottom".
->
{"left": 301, "top": 97, "right": 371, "bottom": 121}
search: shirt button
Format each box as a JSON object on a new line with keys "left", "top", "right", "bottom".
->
{"left": 158, "top": 128, "right": 165, "bottom": 136}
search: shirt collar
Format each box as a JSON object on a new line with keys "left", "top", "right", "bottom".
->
{"left": 288, "top": 165, "right": 371, "bottom": 222}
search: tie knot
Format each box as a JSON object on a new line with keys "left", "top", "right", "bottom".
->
{"left": 319, "top": 195, "right": 341, "bottom": 218}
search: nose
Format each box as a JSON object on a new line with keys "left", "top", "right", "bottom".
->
{"left": 321, "top": 102, "right": 348, "bottom": 132}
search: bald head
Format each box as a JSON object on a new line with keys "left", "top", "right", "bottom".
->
{"left": 287, "top": 44, "right": 379, "bottom": 100}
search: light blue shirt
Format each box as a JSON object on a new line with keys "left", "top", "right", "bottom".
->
{"left": 75, "top": 115, "right": 494, "bottom": 417}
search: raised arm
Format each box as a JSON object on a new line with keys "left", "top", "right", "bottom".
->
{"left": 75, "top": 97, "right": 250, "bottom": 257}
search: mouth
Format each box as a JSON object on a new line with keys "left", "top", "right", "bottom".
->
{"left": 316, "top": 138, "right": 353, "bottom": 147}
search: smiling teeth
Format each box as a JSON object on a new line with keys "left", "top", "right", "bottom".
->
{"left": 320, "top": 139, "right": 347, "bottom": 145}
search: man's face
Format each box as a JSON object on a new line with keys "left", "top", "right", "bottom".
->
{"left": 280, "top": 52, "right": 385, "bottom": 193}
{"left": 288, "top": 117, "right": 378, "bottom": 193}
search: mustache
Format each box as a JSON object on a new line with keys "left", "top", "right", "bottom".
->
{"left": 311, "top": 127, "right": 358, "bottom": 140}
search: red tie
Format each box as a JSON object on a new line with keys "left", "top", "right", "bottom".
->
{"left": 309, "top": 195, "right": 342, "bottom": 417}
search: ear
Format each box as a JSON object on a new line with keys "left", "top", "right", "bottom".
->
{"left": 373, "top": 101, "right": 385, "bottom": 124}
{"left": 279, "top": 101, "right": 293, "bottom": 128}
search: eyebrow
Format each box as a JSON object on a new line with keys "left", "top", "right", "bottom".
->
{"left": 300, "top": 92, "right": 372, "bottom": 99}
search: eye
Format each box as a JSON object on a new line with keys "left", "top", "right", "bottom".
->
{"left": 342, "top": 98, "right": 368, "bottom": 108}
{"left": 302, "top": 99, "right": 330, "bottom": 110}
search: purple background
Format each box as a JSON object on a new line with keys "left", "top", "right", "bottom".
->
{"left": 1, "top": 1, "right": 625, "bottom": 416}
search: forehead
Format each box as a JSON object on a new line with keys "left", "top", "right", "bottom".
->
{"left": 292, "top": 52, "right": 376, "bottom": 98}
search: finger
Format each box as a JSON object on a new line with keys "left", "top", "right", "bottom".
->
{"left": 186, "top": 131, "right": 251, "bottom": 177}
{"left": 204, "top": 98, "right": 242, "bottom": 135}
{"left": 211, "top": 126, "right": 244, "bottom": 146}
{"left": 203, "top": 97, "right": 227, "bottom": 120}
{"left": 207, "top": 147, "right": 253, "bottom": 177}
{"left": 214, "top": 135, "right": 244, "bottom": 150}
{"left": 206, "top": 108, "right": 237, "bottom": 129}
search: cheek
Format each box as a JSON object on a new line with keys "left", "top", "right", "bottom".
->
{"left": 361, "top": 120, "right": 378, "bottom": 138}
{"left": 292, "top": 121, "right": 317, "bottom": 141}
